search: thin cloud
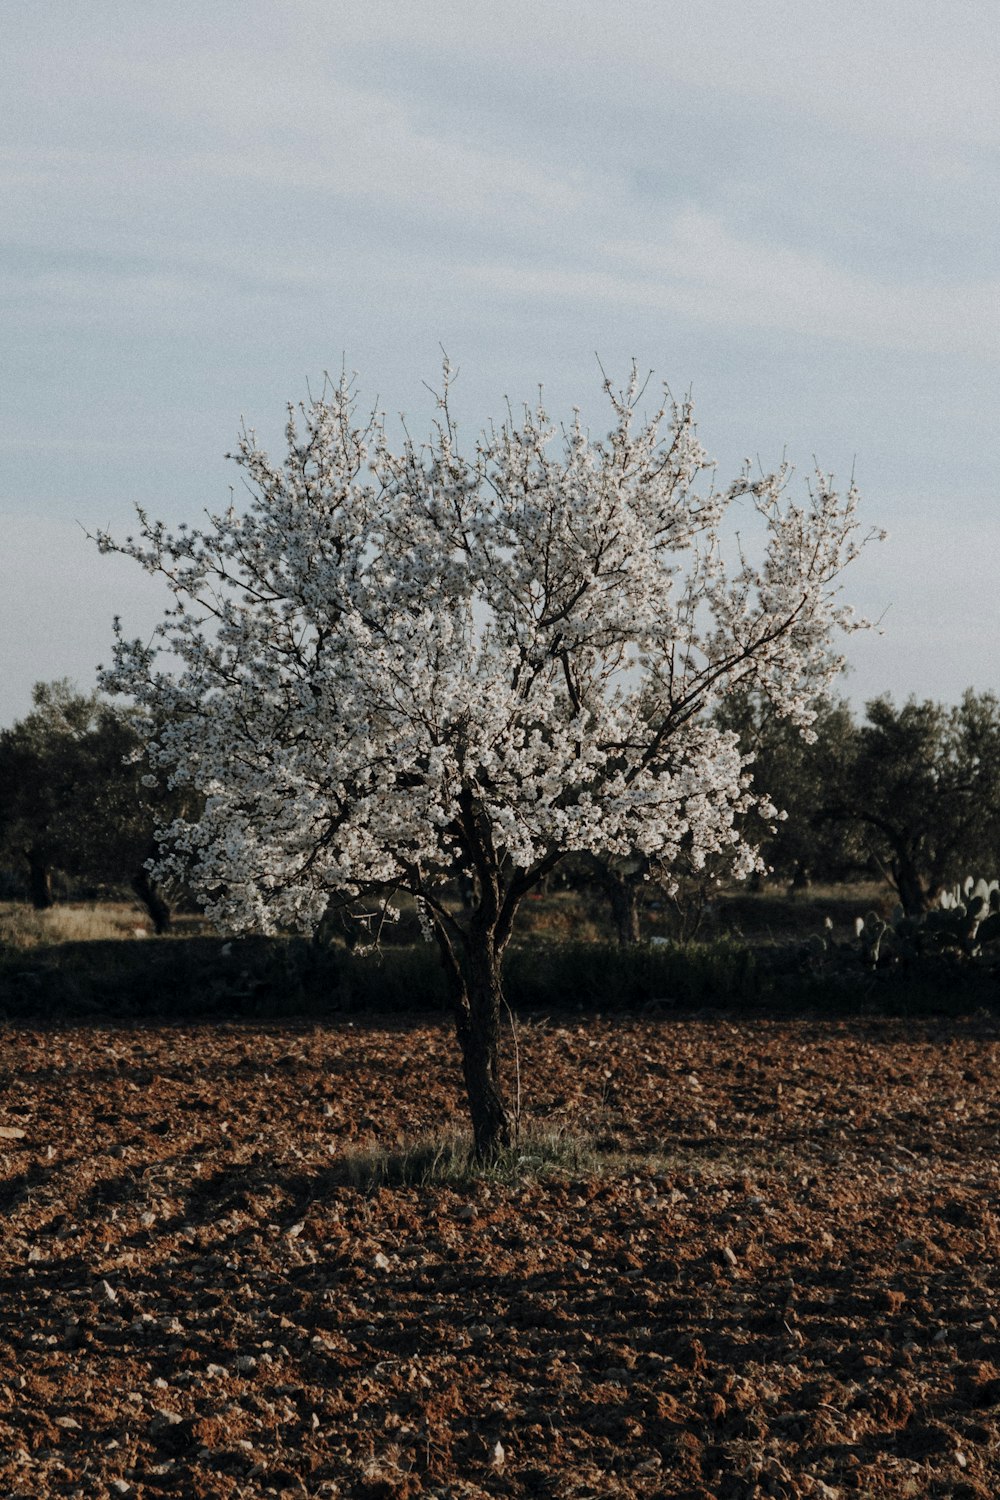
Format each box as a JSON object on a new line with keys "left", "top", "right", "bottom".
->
{"left": 327, "top": 0, "right": 1000, "bottom": 154}
{"left": 462, "top": 207, "right": 1000, "bottom": 360}
{"left": 1, "top": 60, "right": 596, "bottom": 233}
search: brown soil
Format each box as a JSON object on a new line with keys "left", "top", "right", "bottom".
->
{"left": 0, "top": 1010, "right": 998, "bottom": 1498}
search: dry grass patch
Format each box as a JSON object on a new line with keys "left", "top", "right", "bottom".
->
{"left": 0, "top": 900, "right": 152, "bottom": 949}
{"left": 336, "top": 1119, "right": 629, "bottom": 1189}
{"left": 332, "top": 1119, "right": 782, "bottom": 1190}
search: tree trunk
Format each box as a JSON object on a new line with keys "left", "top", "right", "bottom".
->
{"left": 131, "top": 867, "right": 171, "bottom": 935}
{"left": 433, "top": 916, "right": 512, "bottom": 1164}
{"left": 456, "top": 939, "right": 512, "bottom": 1163}
{"left": 589, "top": 857, "right": 643, "bottom": 945}
{"left": 890, "top": 851, "right": 931, "bottom": 916}
{"left": 26, "top": 848, "right": 52, "bottom": 910}
{"left": 606, "top": 873, "right": 642, "bottom": 946}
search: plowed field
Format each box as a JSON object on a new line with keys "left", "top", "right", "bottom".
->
{"left": 1, "top": 1010, "right": 998, "bottom": 1499}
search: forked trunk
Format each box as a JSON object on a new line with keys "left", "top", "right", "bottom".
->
{"left": 429, "top": 828, "right": 554, "bottom": 1165}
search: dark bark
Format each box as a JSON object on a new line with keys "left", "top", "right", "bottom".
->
{"left": 818, "top": 805, "right": 933, "bottom": 917}
{"left": 890, "top": 852, "right": 933, "bottom": 917}
{"left": 606, "top": 872, "right": 642, "bottom": 945}
{"left": 456, "top": 939, "right": 512, "bottom": 1162}
{"left": 588, "top": 857, "right": 643, "bottom": 945}
{"left": 131, "top": 867, "right": 171, "bottom": 935}
{"left": 427, "top": 796, "right": 561, "bottom": 1162}
{"left": 430, "top": 909, "right": 512, "bottom": 1164}
{"left": 26, "top": 848, "right": 52, "bottom": 910}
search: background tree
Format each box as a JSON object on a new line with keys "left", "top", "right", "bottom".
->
{"left": 584, "top": 852, "right": 648, "bottom": 945}
{"left": 0, "top": 681, "right": 176, "bottom": 929}
{"left": 0, "top": 681, "right": 90, "bottom": 907}
{"left": 821, "top": 691, "right": 1000, "bottom": 913}
{"left": 98, "top": 364, "right": 878, "bottom": 1159}
{"left": 716, "top": 689, "right": 863, "bottom": 889}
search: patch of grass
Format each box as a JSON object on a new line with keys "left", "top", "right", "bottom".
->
{"left": 336, "top": 1119, "right": 616, "bottom": 1189}
{"left": 515, "top": 889, "right": 607, "bottom": 944}
{"left": 0, "top": 901, "right": 154, "bottom": 949}
{"left": 334, "top": 1120, "right": 821, "bottom": 1191}
{"left": 714, "top": 880, "right": 895, "bottom": 943}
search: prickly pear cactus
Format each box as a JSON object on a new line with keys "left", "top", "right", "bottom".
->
{"left": 855, "top": 911, "right": 887, "bottom": 966}
{"left": 858, "top": 877, "right": 1000, "bottom": 965}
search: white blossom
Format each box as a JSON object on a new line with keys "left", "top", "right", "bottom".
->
{"left": 96, "top": 363, "right": 882, "bottom": 936}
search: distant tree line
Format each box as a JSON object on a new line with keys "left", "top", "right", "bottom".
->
{"left": 3, "top": 679, "right": 1000, "bottom": 934}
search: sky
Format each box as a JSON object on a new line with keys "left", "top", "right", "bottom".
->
{"left": 2, "top": 1, "right": 998, "bottom": 726}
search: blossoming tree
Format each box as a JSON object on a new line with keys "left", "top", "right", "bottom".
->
{"left": 98, "top": 364, "right": 878, "bottom": 1159}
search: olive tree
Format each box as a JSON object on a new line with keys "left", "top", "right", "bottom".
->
{"left": 716, "top": 688, "right": 864, "bottom": 889}
{"left": 0, "top": 681, "right": 174, "bottom": 927}
{"left": 824, "top": 691, "right": 1000, "bottom": 914}
{"left": 0, "top": 681, "right": 98, "bottom": 907}
{"left": 97, "top": 364, "right": 877, "bottom": 1159}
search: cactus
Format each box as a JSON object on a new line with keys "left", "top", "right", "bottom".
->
{"left": 856, "top": 876, "right": 1000, "bottom": 966}
{"left": 856, "top": 911, "right": 887, "bottom": 966}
